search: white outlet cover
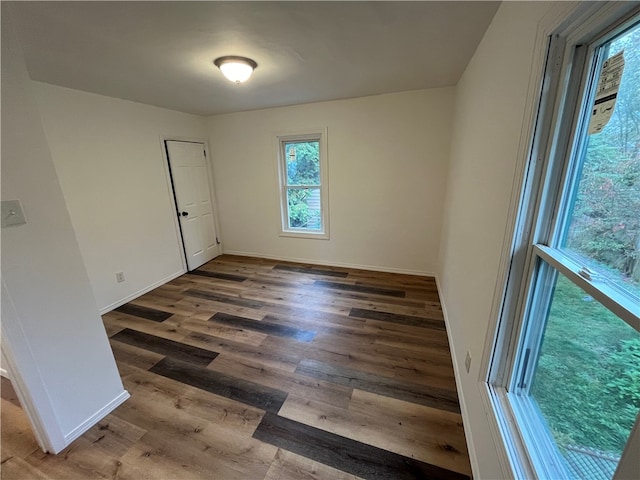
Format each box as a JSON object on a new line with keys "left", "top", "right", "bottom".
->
{"left": 1, "top": 200, "right": 27, "bottom": 228}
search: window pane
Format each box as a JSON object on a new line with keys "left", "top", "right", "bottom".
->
{"left": 287, "top": 188, "right": 321, "bottom": 230}
{"left": 284, "top": 141, "right": 320, "bottom": 186}
{"left": 530, "top": 272, "right": 640, "bottom": 479}
{"left": 561, "top": 23, "right": 640, "bottom": 299}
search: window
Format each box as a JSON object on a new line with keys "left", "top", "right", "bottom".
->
{"left": 489, "top": 7, "right": 640, "bottom": 480}
{"left": 276, "top": 130, "right": 329, "bottom": 239}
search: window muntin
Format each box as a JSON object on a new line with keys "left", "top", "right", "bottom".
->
{"left": 491, "top": 11, "right": 640, "bottom": 480}
{"left": 276, "top": 131, "right": 328, "bottom": 238}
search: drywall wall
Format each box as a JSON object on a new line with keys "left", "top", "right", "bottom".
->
{"left": 1, "top": 10, "right": 127, "bottom": 451}
{"left": 437, "top": 2, "right": 559, "bottom": 478}
{"left": 207, "top": 89, "right": 454, "bottom": 274}
{"left": 32, "top": 82, "right": 209, "bottom": 312}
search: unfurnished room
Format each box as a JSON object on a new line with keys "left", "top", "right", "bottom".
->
{"left": 1, "top": 2, "right": 639, "bottom": 479}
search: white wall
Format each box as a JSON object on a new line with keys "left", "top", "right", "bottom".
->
{"left": 33, "top": 83, "right": 209, "bottom": 312}
{"left": 437, "top": 2, "right": 559, "bottom": 478}
{"left": 208, "top": 89, "right": 454, "bottom": 275}
{"left": 1, "top": 10, "right": 127, "bottom": 452}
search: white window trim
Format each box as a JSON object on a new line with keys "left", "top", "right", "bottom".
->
{"left": 475, "top": 2, "right": 640, "bottom": 479}
{"left": 275, "top": 128, "right": 329, "bottom": 240}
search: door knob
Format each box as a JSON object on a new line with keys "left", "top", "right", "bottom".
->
{"left": 181, "top": 211, "right": 189, "bottom": 217}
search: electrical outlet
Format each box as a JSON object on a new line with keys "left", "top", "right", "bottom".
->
{"left": 116, "top": 272, "right": 125, "bottom": 283}
{"left": 465, "top": 351, "right": 472, "bottom": 373}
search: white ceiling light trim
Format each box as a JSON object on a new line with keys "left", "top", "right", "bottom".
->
{"left": 213, "top": 56, "right": 258, "bottom": 84}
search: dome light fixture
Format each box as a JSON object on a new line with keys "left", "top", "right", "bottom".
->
{"left": 213, "top": 56, "right": 258, "bottom": 84}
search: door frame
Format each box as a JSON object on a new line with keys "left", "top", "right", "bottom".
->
{"left": 159, "top": 135, "right": 223, "bottom": 272}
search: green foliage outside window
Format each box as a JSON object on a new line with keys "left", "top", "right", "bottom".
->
{"left": 565, "top": 29, "right": 640, "bottom": 290}
{"left": 532, "top": 277, "right": 640, "bottom": 455}
{"left": 288, "top": 189, "right": 311, "bottom": 228}
{"left": 285, "top": 141, "right": 320, "bottom": 229}
{"left": 285, "top": 141, "right": 320, "bottom": 186}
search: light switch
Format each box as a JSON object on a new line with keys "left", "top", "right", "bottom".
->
{"left": 1, "top": 200, "right": 27, "bottom": 228}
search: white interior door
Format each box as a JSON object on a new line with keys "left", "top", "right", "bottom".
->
{"left": 165, "top": 140, "right": 220, "bottom": 270}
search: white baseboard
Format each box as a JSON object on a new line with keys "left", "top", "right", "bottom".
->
{"left": 61, "top": 390, "right": 130, "bottom": 450}
{"left": 99, "top": 270, "right": 186, "bottom": 315}
{"left": 222, "top": 249, "right": 435, "bottom": 278}
{"left": 0, "top": 367, "right": 9, "bottom": 379}
{"left": 435, "top": 274, "right": 480, "bottom": 479}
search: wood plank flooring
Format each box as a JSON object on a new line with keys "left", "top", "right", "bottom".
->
{"left": 1, "top": 255, "right": 472, "bottom": 480}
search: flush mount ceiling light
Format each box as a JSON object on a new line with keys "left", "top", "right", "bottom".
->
{"left": 213, "top": 56, "right": 258, "bottom": 84}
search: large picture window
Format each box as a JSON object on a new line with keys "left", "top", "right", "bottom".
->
{"left": 489, "top": 7, "right": 639, "bottom": 480}
{"left": 276, "top": 130, "right": 329, "bottom": 239}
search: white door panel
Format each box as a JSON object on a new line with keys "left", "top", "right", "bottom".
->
{"left": 166, "top": 141, "right": 220, "bottom": 270}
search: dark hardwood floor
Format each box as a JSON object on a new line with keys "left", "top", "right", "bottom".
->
{"left": 1, "top": 255, "right": 472, "bottom": 479}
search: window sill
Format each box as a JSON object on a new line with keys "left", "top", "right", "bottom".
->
{"left": 279, "top": 230, "right": 329, "bottom": 240}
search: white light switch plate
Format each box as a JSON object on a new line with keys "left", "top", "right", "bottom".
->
{"left": 1, "top": 200, "right": 27, "bottom": 228}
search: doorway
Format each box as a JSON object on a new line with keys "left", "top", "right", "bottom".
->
{"left": 164, "top": 140, "right": 221, "bottom": 271}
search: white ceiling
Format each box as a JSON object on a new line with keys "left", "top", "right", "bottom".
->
{"left": 8, "top": 1, "right": 500, "bottom": 116}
